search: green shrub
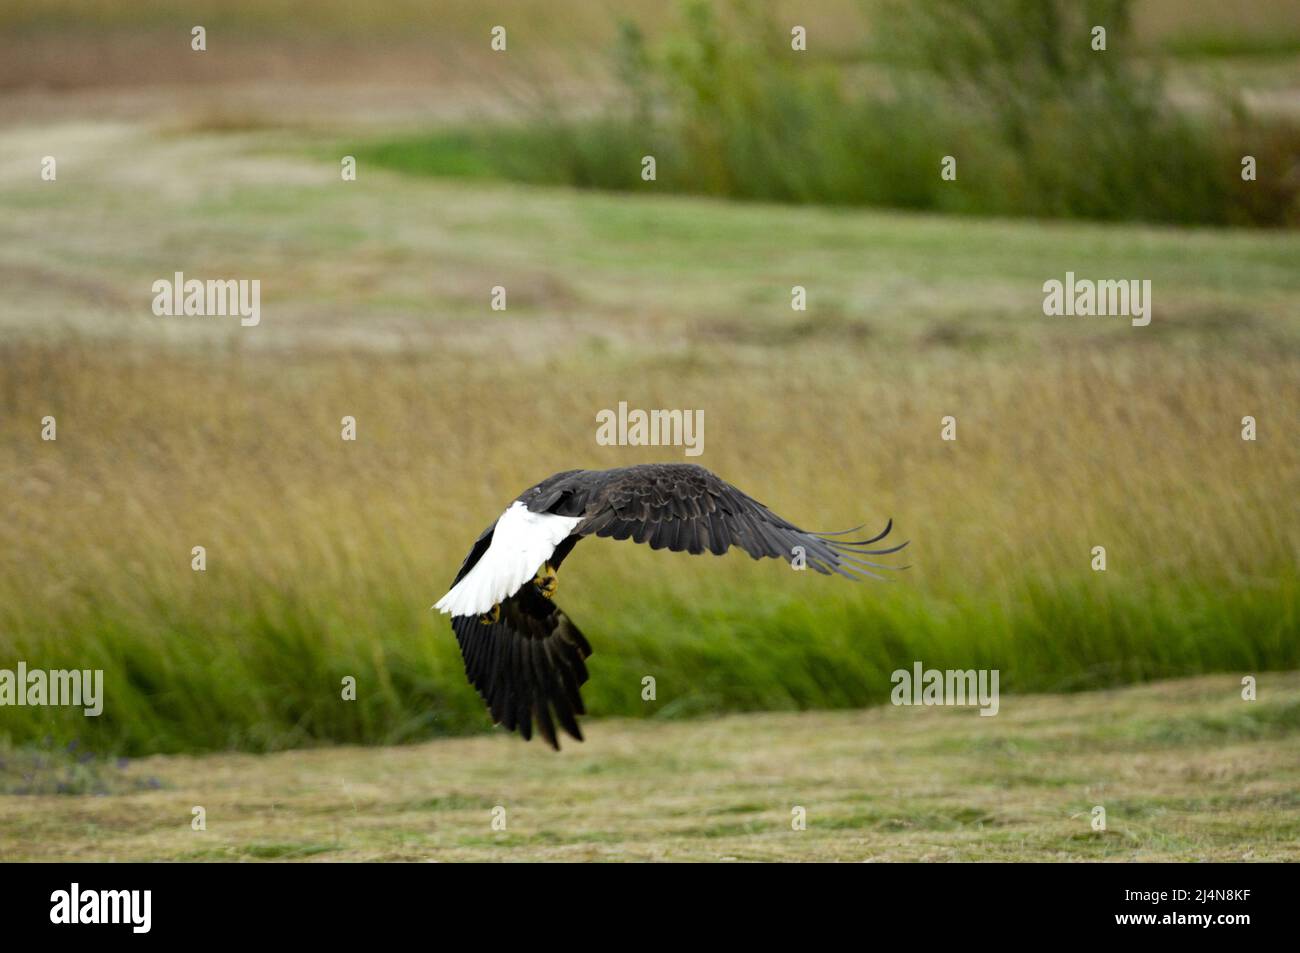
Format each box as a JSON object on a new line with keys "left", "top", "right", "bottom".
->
{"left": 356, "top": 0, "right": 1300, "bottom": 226}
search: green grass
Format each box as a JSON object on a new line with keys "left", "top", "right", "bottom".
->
{"left": 5, "top": 559, "right": 1293, "bottom": 756}
{"left": 353, "top": 128, "right": 557, "bottom": 183}
{"left": 1160, "top": 31, "right": 1300, "bottom": 59}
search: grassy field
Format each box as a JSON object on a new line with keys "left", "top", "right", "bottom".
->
{"left": 0, "top": 0, "right": 1296, "bottom": 861}
{"left": 1, "top": 112, "right": 1298, "bottom": 755}
{"left": 0, "top": 0, "right": 1297, "bottom": 864}
{"left": 2, "top": 674, "right": 1297, "bottom": 861}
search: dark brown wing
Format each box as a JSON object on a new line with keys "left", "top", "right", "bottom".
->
{"left": 450, "top": 583, "right": 591, "bottom": 750}
{"left": 572, "top": 463, "right": 904, "bottom": 579}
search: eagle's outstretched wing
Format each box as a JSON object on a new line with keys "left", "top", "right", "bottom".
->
{"left": 545, "top": 463, "right": 906, "bottom": 579}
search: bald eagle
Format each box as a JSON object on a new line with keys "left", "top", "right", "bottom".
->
{"left": 434, "top": 463, "right": 905, "bottom": 749}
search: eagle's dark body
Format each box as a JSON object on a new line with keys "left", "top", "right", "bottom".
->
{"left": 442, "top": 463, "right": 904, "bottom": 749}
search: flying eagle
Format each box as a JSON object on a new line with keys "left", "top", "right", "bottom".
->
{"left": 434, "top": 463, "right": 905, "bottom": 749}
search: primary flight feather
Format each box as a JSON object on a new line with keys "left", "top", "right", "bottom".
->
{"left": 434, "top": 463, "right": 906, "bottom": 749}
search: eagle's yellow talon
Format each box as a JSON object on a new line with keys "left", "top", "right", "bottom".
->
{"left": 533, "top": 562, "right": 558, "bottom": 599}
{"left": 478, "top": 604, "right": 500, "bottom": 625}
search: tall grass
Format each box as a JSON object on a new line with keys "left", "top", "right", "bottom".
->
{"left": 1, "top": 338, "right": 1295, "bottom": 755}
{"left": 357, "top": 0, "right": 1300, "bottom": 226}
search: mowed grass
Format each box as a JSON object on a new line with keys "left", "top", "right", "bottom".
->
{"left": 0, "top": 119, "right": 1297, "bottom": 755}
{"left": 2, "top": 674, "right": 1298, "bottom": 861}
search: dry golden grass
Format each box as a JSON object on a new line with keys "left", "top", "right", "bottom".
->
{"left": 3, "top": 337, "right": 1295, "bottom": 603}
